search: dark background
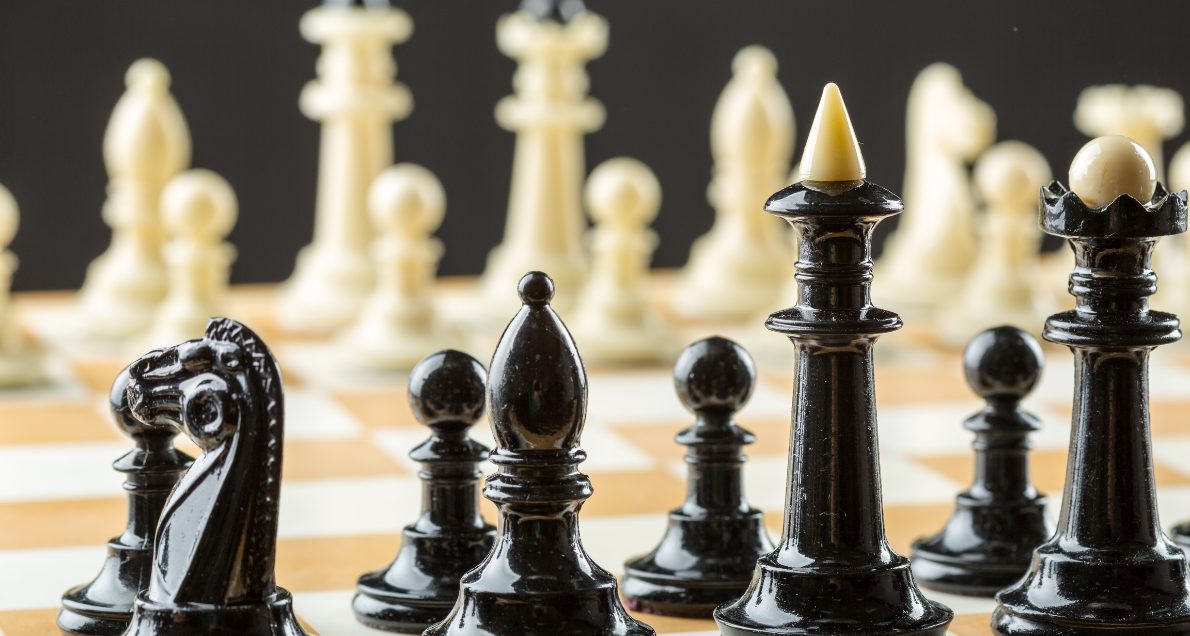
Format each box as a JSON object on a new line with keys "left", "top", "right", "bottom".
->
{"left": 2, "top": 1, "right": 1189, "bottom": 291}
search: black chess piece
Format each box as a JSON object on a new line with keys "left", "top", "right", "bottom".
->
{"left": 621, "top": 336, "right": 773, "bottom": 618}
{"left": 424, "top": 272, "right": 655, "bottom": 636}
{"left": 353, "top": 350, "right": 496, "bottom": 633}
{"left": 119, "top": 318, "right": 310, "bottom": 636}
{"left": 712, "top": 184, "right": 953, "bottom": 633}
{"left": 910, "top": 326, "right": 1053, "bottom": 597}
{"left": 57, "top": 370, "right": 193, "bottom": 635}
{"left": 993, "top": 147, "right": 1190, "bottom": 633}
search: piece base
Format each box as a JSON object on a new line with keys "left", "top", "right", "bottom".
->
{"left": 57, "top": 607, "right": 128, "bottom": 636}
{"left": 910, "top": 550, "right": 1030, "bottom": 598}
{"left": 992, "top": 606, "right": 1190, "bottom": 635}
{"left": 352, "top": 590, "right": 452, "bottom": 634}
{"left": 124, "top": 588, "right": 310, "bottom": 636}
{"left": 620, "top": 573, "right": 749, "bottom": 619}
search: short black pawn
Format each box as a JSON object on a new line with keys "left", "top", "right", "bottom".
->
{"left": 353, "top": 350, "right": 496, "bottom": 632}
{"left": 425, "top": 271, "right": 655, "bottom": 636}
{"left": 58, "top": 368, "right": 193, "bottom": 635}
{"left": 621, "top": 336, "right": 773, "bottom": 617}
{"left": 910, "top": 326, "right": 1053, "bottom": 596}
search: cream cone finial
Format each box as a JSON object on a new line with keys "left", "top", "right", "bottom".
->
{"left": 798, "top": 83, "right": 866, "bottom": 182}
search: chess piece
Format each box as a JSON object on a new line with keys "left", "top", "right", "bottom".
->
{"left": 570, "top": 158, "right": 671, "bottom": 365}
{"left": 425, "top": 272, "right": 655, "bottom": 636}
{"left": 58, "top": 368, "right": 193, "bottom": 636}
{"left": 353, "top": 350, "right": 496, "bottom": 632}
{"left": 621, "top": 336, "right": 773, "bottom": 617}
{"left": 339, "top": 164, "right": 451, "bottom": 372}
{"left": 1075, "top": 85, "right": 1183, "bottom": 181}
{"left": 993, "top": 136, "right": 1190, "bottom": 633}
{"left": 278, "top": 0, "right": 413, "bottom": 334}
{"left": 477, "top": 0, "right": 607, "bottom": 314}
{"left": 671, "top": 46, "right": 795, "bottom": 322}
{"left": 911, "top": 326, "right": 1053, "bottom": 596}
{"left": 145, "top": 170, "right": 238, "bottom": 348}
{"left": 1162, "top": 142, "right": 1190, "bottom": 319}
{"left": 78, "top": 59, "right": 191, "bottom": 339}
{"left": 120, "top": 318, "right": 309, "bottom": 635}
{"left": 877, "top": 63, "right": 995, "bottom": 313}
{"left": 0, "top": 184, "right": 42, "bottom": 386}
{"left": 942, "top": 142, "right": 1052, "bottom": 345}
{"left": 714, "top": 83, "right": 953, "bottom": 636}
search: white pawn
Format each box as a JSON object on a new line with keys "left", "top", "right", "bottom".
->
{"left": 78, "top": 59, "right": 191, "bottom": 339}
{"left": 145, "top": 170, "right": 237, "bottom": 347}
{"left": 571, "top": 158, "right": 671, "bottom": 365}
{"left": 339, "top": 164, "right": 450, "bottom": 372}
{"left": 942, "top": 142, "right": 1052, "bottom": 345}
{"left": 0, "top": 184, "right": 42, "bottom": 387}
{"left": 671, "top": 46, "right": 795, "bottom": 322}
{"left": 1160, "top": 142, "right": 1190, "bottom": 318}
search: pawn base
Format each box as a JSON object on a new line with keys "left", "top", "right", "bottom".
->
{"left": 57, "top": 607, "right": 127, "bottom": 636}
{"left": 124, "top": 588, "right": 309, "bottom": 636}
{"left": 352, "top": 589, "right": 453, "bottom": 634}
{"left": 992, "top": 607, "right": 1190, "bottom": 635}
{"left": 277, "top": 244, "right": 374, "bottom": 335}
{"left": 424, "top": 585, "right": 655, "bottom": 636}
{"left": 620, "top": 576, "right": 746, "bottom": 619}
{"left": 909, "top": 552, "right": 1029, "bottom": 597}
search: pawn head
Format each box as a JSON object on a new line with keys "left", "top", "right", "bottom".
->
{"left": 369, "top": 163, "right": 445, "bottom": 237}
{"left": 975, "top": 141, "right": 1051, "bottom": 211}
{"left": 585, "top": 157, "right": 661, "bottom": 228}
{"left": 408, "top": 350, "right": 487, "bottom": 429}
{"left": 1068, "top": 135, "right": 1157, "bottom": 208}
{"left": 963, "top": 326, "right": 1043, "bottom": 401}
{"left": 674, "top": 336, "right": 755, "bottom": 415}
{"left": 161, "top": 169, "right": 238, "bottom": 241}
{"left": 0, "top": 184, "right": 18, "bottom": 248}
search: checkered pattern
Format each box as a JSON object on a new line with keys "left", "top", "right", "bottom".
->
{"left": 4, "top": 285, "right": 1190, "bottom": 636}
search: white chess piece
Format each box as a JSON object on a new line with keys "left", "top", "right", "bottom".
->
{"left": 571, "top": 158, "right": 671, "bottom": 365}
{"left": 477, "top": 4, "right": 607, "bottom": 315}
{"left": 146, "top": 170, "right": 238, "bottom": 348}
{"left": 339, "top": 163, "right": 451, "bottom": 372}
{"left": 1159, "top": 141, "right": 1190, "bottom": 317}
{"left": 877, "top": 63, "right": 995, "bottom": 313}
{"left": 670, "top": 46, "right": 795, "bottom": 322}
{"left": 0, "top": 184, "right": 42, "bottom": 387}
{"left": 277, "top": 2, "right": 413, "bottom": 335}
{"left": 942, "top": 141, "right": 1052, "bottom": 345}
{"left": 78, "top": 59, "right": 191, "bottom": 339}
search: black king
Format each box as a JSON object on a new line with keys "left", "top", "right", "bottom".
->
{"left": 714, "top": 83, "right": 952, "bottom": 635}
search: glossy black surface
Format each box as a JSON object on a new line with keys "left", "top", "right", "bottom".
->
{"left": 910, "top": 326, "right": 1052, "bottom": 597}
{"left": 520, "top": 0, "right": 586, "bottom": 22}
{"left": 58, "top": 372, "right": 193, "bottom": 635}
{"left": 120, "top": 318, "right": 309, "bottom": 635}
{"left": 992, "top": 183, "right": 1190, "bottom": 634}
{"left": 425, "top": 272, "right": 655, "bottom": 636}
{"left": 621, "top": 337, "right": 774, "bottom": 618}
{"left": 353, "top": 350, "right": 496, "bottom": 633}
{"left": 714, "top": 180, "right": 953, "bottom": 636}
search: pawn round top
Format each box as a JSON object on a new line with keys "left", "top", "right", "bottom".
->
{"left": 161, "top": 169, "right": 238, "bottom": 241}
{"left": 584, "top": 157, "right": 661, "bottom": 227}
{"left": 518, "top": 271, "right": 555, "bottom": 305}
{"left": 0, "top": 184, "right": 19, "bottom": 248}
{"left": 408, "top": 350, "right": 487, "bottom": 428}
{"left": 369, "top": 163, "right": 446, "bottom": 237}
{"left": 975, "top": 141, "right": 1051, "bottom": 210}
{"left": 1068, "top": 135, "right": 1157, "bottom": 208}
{"left": 962, "top": 326, "right": 1043, "bottom": 401}
{"left": 125, "top": 58, "right": 170, "bottom": 96}
{"left": 732, "top": 45, "right": 778, "bottom": 79}
{"left": 674, "top": 336, "right": 755, "bottom": 414}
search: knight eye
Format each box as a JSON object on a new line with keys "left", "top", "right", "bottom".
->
{"left": 221, "top": 353, "right": 242, "bottom": 370}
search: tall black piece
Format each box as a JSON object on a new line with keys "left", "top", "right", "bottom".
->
{"left": 353, "top": 350, "right": 496, "bottom": 633}
{"left": 58, "top": 372, "right": 193, "bottom": 635}
{"left": 993, "top": 141, "right": 1190, "bottom": 633}
{"left": 425, "top": 272, "right": 655, "bottom": 636}
{"left": 910, "top": 326, "right": 1053, "bottom": 596}
{"left": 621, "top": 336, "right": 773, "bottom": 617}
{"left": 713, "top": 82, "right": 952, "bottom": 636}
{"left": 120, "top": 318, "right": 309, "bottom": 635}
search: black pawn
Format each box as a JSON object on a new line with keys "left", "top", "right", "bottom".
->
{"left": 621, "top": 336, "right": 773, "bottom": 617}
{"left": 425, "top": 272, "right": 655, "bottom": 636}
{"left": 353, "top": 350, "right": 496, "bottom": 632}
{"left": 58, "top": 368, "right": 193, "bottom": 635}
{"left": 911, "top": 326, "right": 1053, "bottom": 596}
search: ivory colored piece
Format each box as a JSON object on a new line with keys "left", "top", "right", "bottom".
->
{"left": 799, "top": 83, "right": 864, "bottom": 182}
{"left": 145, "top": 170, "right": 238, "bottom": 348}
{"left": 1068, "top": 135, "right": 1156, "bottom": 207}
{"left": 570, "top": 158, "right": 671, "bottom": 365}
{"left": 339, "top": 164, "right": 452, "bottom": 372}
{"left": 0, "top": 185, "right": 42, "bottom": 387}
{"left": 1075, "top": 84, "right": 1183, "bottom": 181}
{"left": 1164, "top": 142, "right": 1190, "bottom": 317}
{"left": 877, "top": 63, "right": 995, "bottom": 313}
{"left": 277, "top": 1, "right": 413, "bottom": 334}
{"left": 77, "top": 58, "right": 191, "bottom": 339}
{"left": 942, "top": 142, "right": 1052, "bottom": 345}
{"left": 477, "top": 2, "right": 607, "bottom": 315}
{"left": 671, "top": 46, "right": 795, "bottom": 322}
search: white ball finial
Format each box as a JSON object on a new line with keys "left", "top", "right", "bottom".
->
{"left": 0, "top": 184, "right": 18, "bottom": 248}
{"left": 161, "top": 169, "right": 238, "bottom": 242}
{"left": 975, "top": 141, "right": 1051, "bottom": 210}
{"left": 585, "top": 157, "right": 661, "bottom": 228}
{"left": 125, "top": 58, "right": 170, "bottom": 95}
{"left": 1068, "top": 135, "right": 1157, "bottom": 207}
{"left": 368, "top": 163, "right": 446, "bottom": 236}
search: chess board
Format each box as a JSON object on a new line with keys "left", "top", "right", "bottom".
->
{"left": 5, "top": 280, "right": 1190, "bottom": 636}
